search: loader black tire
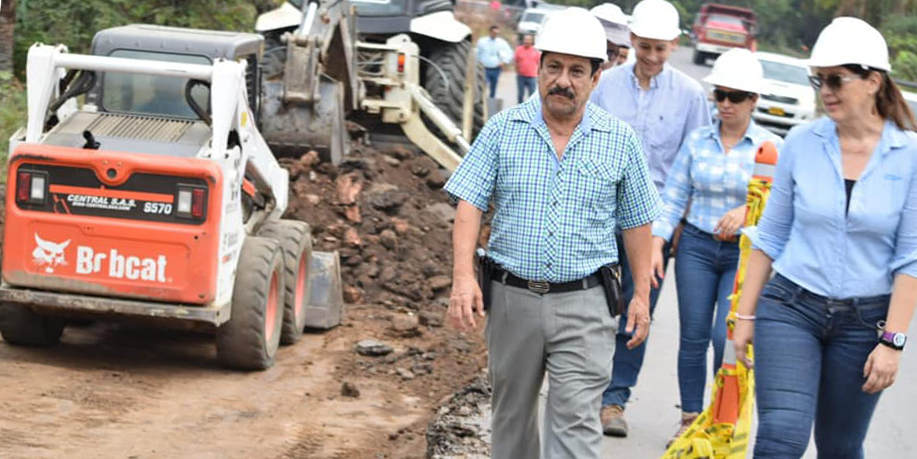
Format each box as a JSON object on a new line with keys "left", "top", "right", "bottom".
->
{"left": 257, "top": 220, "right": 313, "bottom": 345}
{"left": 692, "top": 49, "right": 707, "bottom": 66}
{"left": 217, "top": 237, "right": 285, "bottom": 371}
{"left": 423, "top": 38, "right": 487, "bottom": 139}
{"left": 0, "top": 304, "right": 65, "bottom": 347}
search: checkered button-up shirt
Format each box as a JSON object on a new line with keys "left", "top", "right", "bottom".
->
{"left": 652, "top": 120, "right": 784, "bottom": 241}
{"left": 445, "top": 98, "right": 662, "bottom": 283}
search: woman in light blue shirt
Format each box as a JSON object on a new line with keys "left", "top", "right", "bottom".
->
{"left": 734, "top": 18, "right": 917, "bottom": 458}
{"left": 650, "top": 49, "right": 783, "bottom": 444}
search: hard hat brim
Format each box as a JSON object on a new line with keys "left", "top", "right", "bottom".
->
{"left": 703, "top": 74, "right": 761, "bottom": 95}
{"left": 630, "top": 24, "right": 680, "bottom": 41}
{"left": 602, "top": 23, "right": 632, "bottom": 47}
{"left": 805, "top": 56, "right": 891, "bottom": 73}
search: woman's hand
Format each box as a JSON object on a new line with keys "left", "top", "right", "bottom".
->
{"left": 650, "top": 236, "right": 666, "bottom": 289}
{"left": 714, "top": 205, "right": 746, "bottom": 239}
{"left": 733, "top": 318, "right": 755, "bottom": 368}
{"left": 863, "top": 344, "right": 902, "bottom": 394}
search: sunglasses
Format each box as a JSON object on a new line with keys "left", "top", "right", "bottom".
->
{"left": 606, "top": 47, "right": 620, "bottom": 60}
{"left": 808, "top": 73, "right": 861, "bottom": 91}
{"left": 713, "top": 89, "right": 753, "bottom": 103}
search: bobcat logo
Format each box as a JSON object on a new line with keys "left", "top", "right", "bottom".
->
{"left": 32, "top": 234, "right": 71, "bottom": 274}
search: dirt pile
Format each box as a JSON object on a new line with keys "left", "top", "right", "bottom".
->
{"left": 280, "top": 143, "right": 456, "bottom": 311}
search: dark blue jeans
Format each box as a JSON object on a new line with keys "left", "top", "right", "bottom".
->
{"left": 601, "top": 233, "right": 672, "bottom": 408}
{"left": 485, "top": 67, "right": 501, "bottom": 99}
{"left": 516, "top": 75, "right": 536, "bottom": 104}
{"left": 754, "top": 274, "right": 889, "bottom": 459}
{"left": 674, "top": 224, "right": 739, "bottom": 413}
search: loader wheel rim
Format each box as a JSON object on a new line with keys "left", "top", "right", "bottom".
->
{"left": 294, "top": 255, "right": 308, "bottom": 321}
{"left": 265, "top": 272, "right": 280, "bottom": 342}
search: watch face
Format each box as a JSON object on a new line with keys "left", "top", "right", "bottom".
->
{"left": 893, "top": 334, "right": 907, "bottom": 347}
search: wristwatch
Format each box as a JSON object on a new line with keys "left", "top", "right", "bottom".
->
{"left": 879, "top": 331, "right": 907, "bottom": 351}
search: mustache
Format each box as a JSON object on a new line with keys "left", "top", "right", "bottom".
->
{"left": 547, "top": 86, "right": 574, "bottom": 99}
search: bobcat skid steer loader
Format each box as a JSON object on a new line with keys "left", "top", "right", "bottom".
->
{"left": 1, "top": 41, "right": 343, "bottom": 370}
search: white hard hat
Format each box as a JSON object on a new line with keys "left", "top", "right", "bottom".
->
{"left": 807, "top": 17, "right": 890, "bottom": 72}
{"left": 591, "top": 3, "right": 631, "bottom": 48}
{"left": 535, "top": 7, "right": 608, "bottom": 63}
{"left": 629, "top": 0, "right": 681, "bottom": 41}
{"left": 704, "top": 49, "right": 763, "bottom": 94}
{"left": 591, "top": 3, "right": 627, "bottom": 25}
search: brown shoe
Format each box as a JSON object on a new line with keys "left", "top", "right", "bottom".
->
{"left": 600, "top": 404, "right": 628, "bottom": 437}
{"left": 666, "top": 412, "right": 700, "bottom": 448}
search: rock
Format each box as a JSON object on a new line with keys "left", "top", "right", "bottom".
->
{"left": 396, "top": 368, "right": 415, "bottom": 381}
{"left": 421, "top": 261, "right": 441, "bottom": 278}
{"left": 387, "top": 145, "right": 414, "bottom": 160}
{"left": 419, "top": 309, "right": 444, "bottom": 328}
{"left": 391, "top": 217, "right": 411, "bottom": 235}
{"left": 410, "top": 162, "right": 431, "bottom": 177}
{"left": 300, "top": 150, "right": 320, "bottom": 169}
{"left": 383, "top": 155, "right": 401, "bottom": 166}
{"left": 366, "top": 183, "right": 408, "bottom": 212}
{"left": 335, "top": 172, "right": 363, "bottom": 205}
{"left": 344, "top": 227, "right": 362, "bottom": 246}
{"left": 379, "top": 229, "right": 397, "bottom": 250}
{"left": 356, "top": 340, "right": 394, "bottom": 357}
{"left": 428, "top": 275, "right": 452, "bottom": 292}
{"left": 343, "top": 285, "right": 365, "bottom": 304}
{"left": 344, "top": 205, "right": 362, "bottom": 223}
{"left": 390, "top": 314, "right": 421, "bottom": 337}
{"left": 412, "top": 362, "right": 434, "bottom": 375}
{"left": 341, "top": 381, "right": 361, "bottom": 398}
{"left": 304, "top": 194, "right": 321, "bottom": 205}
{"left": 426, "top": 172, "right": 447, "bottom": 189}
{"left": 379, "top": 266, "right": 397, "bottom": 284}
{"left": 424, "top": 203, "right": 456, "bottom": 224}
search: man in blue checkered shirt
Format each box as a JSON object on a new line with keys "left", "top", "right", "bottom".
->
{"left": 444, "top": 8, "right": 662, "bottom": 459}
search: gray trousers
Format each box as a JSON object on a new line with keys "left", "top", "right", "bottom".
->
{"left": 487, "top": 280, "right": 617, "bottom": 459}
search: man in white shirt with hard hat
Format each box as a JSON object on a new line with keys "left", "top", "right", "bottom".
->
{"left": 445, "top": 7, "right": 661, "bottom": 459}
{"left": 590, "top": 0, "right": 712, "bottom": 438}
{"left": 591, "top": 3, "right": 632, "bottom": 69}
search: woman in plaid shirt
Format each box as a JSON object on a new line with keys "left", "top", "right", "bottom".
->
{"left": 649, "top": 49, "right": 784, "bottom": 444}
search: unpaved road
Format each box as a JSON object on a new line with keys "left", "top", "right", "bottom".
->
{"left": 0, "top": 307, "right": 484, "bottom": 459}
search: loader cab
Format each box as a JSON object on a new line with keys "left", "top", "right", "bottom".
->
{"left": 87, "top": 25, "right": 265, "bottom": 124}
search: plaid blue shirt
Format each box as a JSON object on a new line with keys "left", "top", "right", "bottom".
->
{"left": 445, "top": 98, "right": 662, "bottom": 283}
{"left": 652, "top": 120, "right": 784, "bottom": 241}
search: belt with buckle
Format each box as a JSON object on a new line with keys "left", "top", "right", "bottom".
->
{"left": 491, "top": 266, "right": 602, "bottom": 295}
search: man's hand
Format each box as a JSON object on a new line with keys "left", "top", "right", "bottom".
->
{"left": 625, "top": 296, "right": 650, "bottom": 349}
{"left": 449, "top": 272, "right": 485, "bottom": 331}
{"left": 714, "top": 205, "right": 746, "bottom": 239}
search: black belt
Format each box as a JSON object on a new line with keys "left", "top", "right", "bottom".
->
{"left": 491, "top": 266, "right": 603, "bottom": 295}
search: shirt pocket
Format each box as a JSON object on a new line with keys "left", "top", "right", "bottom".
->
{"left": 572, "top": 158, "right": 616, "bottom": 224}
{"left": 651, "top": 111, "right": 688, "bottom": 158}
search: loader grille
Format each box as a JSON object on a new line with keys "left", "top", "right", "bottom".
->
{"left": 86, "top": 113, "right": 195, "bottom": 143}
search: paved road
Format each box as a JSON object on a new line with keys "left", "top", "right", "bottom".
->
{"left": 493, "top": 45, "right": 917, "bottom": 458}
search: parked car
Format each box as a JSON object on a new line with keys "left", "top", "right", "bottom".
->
{"left": 752, "top": 52, "right": 816, "bottom": 136}
{"left": 516, "top": 8, "right": 552, "bottom": 41}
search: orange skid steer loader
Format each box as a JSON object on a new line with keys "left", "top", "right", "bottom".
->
{"left": 1, "top": 38, "right": 343, "bottom": 370}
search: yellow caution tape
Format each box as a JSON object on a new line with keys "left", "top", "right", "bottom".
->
{"left": 661, "top": 177, "right": 771, "bottom": 459}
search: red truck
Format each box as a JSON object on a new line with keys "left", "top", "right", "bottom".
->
{"left": 691, "top": 3, "right": 757, "bottom": 65}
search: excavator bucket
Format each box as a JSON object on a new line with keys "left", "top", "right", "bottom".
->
{"left": 304, "top": 250, "right": 345, "bottom": 330}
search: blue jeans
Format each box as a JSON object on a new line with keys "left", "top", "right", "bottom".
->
{"left": 485, "top": 67, "right": 501, "bottom": 99}
{"left": 601, "top": 233, "right": 672, "bottom": 408}
{"left": 674, "top": 224, "right": 739, "bottom": 413}
{"left": 516, "top": 75, "right": 536, "bottom": 104}
{"left": 754, "top": 274, "right": 889, "bottom": 458}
